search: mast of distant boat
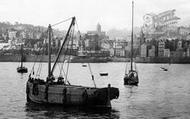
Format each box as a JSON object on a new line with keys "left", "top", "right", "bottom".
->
{"left": 131, "top": 1, "right": 134, "bottom": 71}
{"left": 48, "top": 24, "right": 52, "bottom": 79}
{"left": 20, "top": 44, "right": 23, "bottom": 68}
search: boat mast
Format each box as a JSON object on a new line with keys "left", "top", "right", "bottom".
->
{"left": 51, "top": 17, "right": 75, "bottom": 74}
{"left": 131, "top": 1, "right": 134, "bottom": 71}
{"left": 20, "top": 44, "right": 23, "bottom": 68}
{"left": 48, "top": 24, "right": 52, "bottom": 79}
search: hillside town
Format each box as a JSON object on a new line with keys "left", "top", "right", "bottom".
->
{"left": 1, "top": 9, "right": 190, "bottom": 62}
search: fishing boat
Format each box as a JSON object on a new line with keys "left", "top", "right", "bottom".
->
{"left": 17, "top": 44, "right": 28, "bottom": 73}
{"left": 26, "top": 17, "right": 119, "bottom": 108}
{"left": 124, "top": 1, "right": 139, "bottom": 86}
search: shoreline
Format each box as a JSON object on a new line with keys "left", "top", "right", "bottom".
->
{"left": 1, "top": 55, "right": 190, "bottom": 64}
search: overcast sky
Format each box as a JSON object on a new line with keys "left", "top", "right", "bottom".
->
{"left": 0, "top": 0, "right": 190, "bottom": 32}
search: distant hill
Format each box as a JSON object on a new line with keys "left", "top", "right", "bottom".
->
{"left": 0, "top": 21, "right": 66, "bottom": 37}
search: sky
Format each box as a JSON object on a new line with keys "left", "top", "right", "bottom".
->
{"left": 0, "top": 0, "right": 190, "bottom": 32}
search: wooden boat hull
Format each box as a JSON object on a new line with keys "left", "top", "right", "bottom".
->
{"left": 124, "top": 71, "right": 139, "bottom": 86}
{"left": 26, "top": 79, "right": 119, "bottom": 108}
{"left": 17, "top": 67, "right": 28, "bottom": 73}
{"left": 124, "top": 76, "right": 138, "bottom": 86}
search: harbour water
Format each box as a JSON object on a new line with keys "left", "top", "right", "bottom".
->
{"left": 0, "top": 62, "right": 190, "bottom": 118}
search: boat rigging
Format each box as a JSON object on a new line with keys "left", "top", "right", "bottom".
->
{"left": 17, "top": 44, "right": 28, "bottom": 73}
{"left": 26, "top": 17, "right": 119, "bottom": 108}
{"left": 124, "top": 1, "right": 139, "bottom": 86}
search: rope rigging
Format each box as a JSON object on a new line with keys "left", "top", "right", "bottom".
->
{"left": 75, "top": 20, "right": 96, "bottom": 88}
{"left": 64, "top": 25, "right": 75, "bottom": 85}
{"left": 29, "top": 16, "right": 97, "bottom": 87}
{"left": 52, "top": 17, "right": 73, "bottom": 27}
{"left": 29, "top": 30, "right": 48, "bottom": 78}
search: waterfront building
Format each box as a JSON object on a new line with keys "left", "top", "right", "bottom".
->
{"left": 85, "top": 39, "right": 89, "bottom": 47}
{"left": 140, "top": 43, "right": 147, "bottom": 57}
{"left": 164, "top": 49, "right": 170, "bottom": 57}
{"left": 20, "top": 31, "right": 27, "bottom": 39}
{"left": 109, "top": 48, "right": 114, "bottom": 57}
{"left": 186, "top": 47, "right": 190, "bottom": 57}
{"left": 158, "top": 40, "right": 165, "bottom": 57}
{"left": 8, "top": 30, "right": 17, "bottom": 40}
{"left": 83, "top": 23, "right": 110, "bottom": 57}
{"left": 178, "top": 27, "right": 190, "bottom": 36}
{"left": 113, "top": 38, "right": 128, "bottom": 57}
{"left": 148, "top": 45, "right": 156, "bottom": 57}
{"left": 177, "top": 40, "right": 183, "bottom": 49}
{"left": 87, "top": 23, "right": 106, "bottom": 39}
{"left": 84, "top": 33, "right": 100, "bottom": 51}
{"left": 101, "top": 40, "right": 111, "bottom": 49}
{"left": 171, "top": 49, "right": 183, "bottom": 57}
{"left": 115, "top": 48, "right": 125, "bottom": 57}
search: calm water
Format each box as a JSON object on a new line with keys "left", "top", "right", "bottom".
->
{"left": 0, "top": 62, "right": 190, "bottom": 119}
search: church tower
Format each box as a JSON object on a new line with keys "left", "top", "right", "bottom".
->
{"left": 96, "top": 23, "right": 101, "bottom": 34}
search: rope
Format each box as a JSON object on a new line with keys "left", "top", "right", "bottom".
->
{"left": 29, "top": 29, "right": 48, "bottom": 78}
{"left": 76, "top": 19, "right": 96, "bottom": 87}
{"left": 87, "top": 63, "right": 96, "bottom": 88}
{"left": 52, "top": 17, "right": 73, "bottom": 27}
{"left": 65, "top": 26, "right": 75, "bottom": 85}
{"left": 59, "top": 38, "right": 70, "bottom": 77}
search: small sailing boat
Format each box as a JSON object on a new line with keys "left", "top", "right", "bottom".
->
{"left": 124, "top": 1, "right": 139, "bottom": 86}
{"left": 26, "top": 17, "right": 119, "bottom": 108}
{"left": 17, "top": 44, "right": 28, "bottom": 73}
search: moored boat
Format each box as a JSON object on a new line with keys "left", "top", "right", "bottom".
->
{"left": 26, "top": 17, "right": 119, "bottom": 108}
{"left": 17, "top": 44, "right": 28, "bottom": 73}
{"left": 100, "top": 72, "right": 108, "bottom": 76}
{"left": 17, "top": 66, "right": 28, "bottom": 73}
{"left": 124, "top": 1, "right": 139, "bottom": 86}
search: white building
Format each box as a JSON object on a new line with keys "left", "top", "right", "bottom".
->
{"left": 8, "top": 31, "right": 17, "bottom": 39}
{"left": 164, "top": 49, "right": 170, "bottom": 57}
{"left": 115, "top": 48, "right": 125, "bottom": 57}
{"left": 109, "top": 48, "right": 114, "bottom": 57}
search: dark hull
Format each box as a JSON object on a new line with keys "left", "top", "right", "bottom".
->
{"left": 26, "top": 79, "right": 119, "bottom": 108}
{"left": 124, "top": 76, "right": 139, "bottom": 86}
{"left": 160, "top": 67, "right": 168, "bottom": 71}
{"left": 17, "top": 67, "right": 28, "bottom": 73}
{"left": 100, "top": 73, "right": 108, "bottom": 76}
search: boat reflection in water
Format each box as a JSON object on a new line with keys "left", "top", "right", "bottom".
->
{"left": 25, "top": 102, "right": 120, "bottom": 119}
